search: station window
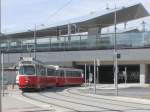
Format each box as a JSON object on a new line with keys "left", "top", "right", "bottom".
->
{"left": 55, "top": 70, "right": 60, "bottom": 77}
{"left": 66, "top": 70, "right": 81, "bottom": 77}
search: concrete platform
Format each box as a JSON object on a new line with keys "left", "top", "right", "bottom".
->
{"left": 2, "top": 94, "right": 51, "bottom": 112}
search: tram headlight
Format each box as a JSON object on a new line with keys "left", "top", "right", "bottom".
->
{"left": 25, "top": 77, "right": 29, "bottom": 83}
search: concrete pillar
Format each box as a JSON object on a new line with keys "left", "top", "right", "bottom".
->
{"left": 140, "top": 64, "right": 146, "bottom": 84}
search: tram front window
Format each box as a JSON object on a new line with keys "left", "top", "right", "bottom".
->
{"left": 19, "top": 66, "right": 35, "bottom": 75}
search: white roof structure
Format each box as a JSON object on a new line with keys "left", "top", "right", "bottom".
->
{"left": 3, "top": 3, "right": 149, "bottom": 41}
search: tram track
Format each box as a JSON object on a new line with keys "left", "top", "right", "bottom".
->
{"left": 23, "top": 92, "right": 120, "bottom": 112}
{"left": 38, "top": 92, "right": 122, "bottom": 112}
{"left": 21, "top": 89, "right": 122, "bottom": 112}
{"left": 47, "top": 87, "right": 150, "bottom": 111}
{"left": 65, "top": 88, "right": 150, "bottom": 111}
{"left": 67, "top": 87, "right": 150, "bottom": 106}
{"left": 52, "top": 90, "right": 145, "bottom": 110}
{"left": 21, "top": 92, "right": 80, "bottom": 112}
{"left": 21, "top": 87, "right": 150, "bottom": 112}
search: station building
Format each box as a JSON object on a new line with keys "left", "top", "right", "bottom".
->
{"left": 1, "top": 3, "right": 150, "bottom": 84}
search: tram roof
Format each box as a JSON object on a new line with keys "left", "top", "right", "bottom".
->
{"left": 2, "top": 3, "right": 149, "bottom": 41}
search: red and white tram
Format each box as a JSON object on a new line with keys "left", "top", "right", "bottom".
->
{"left": 16, "top": 57, "right": 84, "bottom": 91}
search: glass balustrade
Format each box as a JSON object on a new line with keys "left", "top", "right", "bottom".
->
{"left": 1, "top": 32, "right": 150, "bottom": 53}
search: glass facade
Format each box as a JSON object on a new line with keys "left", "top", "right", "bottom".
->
{"left": 1, "top": 32, "right": 150, "bottom": 53}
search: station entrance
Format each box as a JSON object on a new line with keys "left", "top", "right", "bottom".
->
{"left": 76, "top": 65, "right": 140, "bottom": 84}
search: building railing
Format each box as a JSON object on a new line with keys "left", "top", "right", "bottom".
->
{"left": 1, "top": 32, "right": 150, "bottom": 53}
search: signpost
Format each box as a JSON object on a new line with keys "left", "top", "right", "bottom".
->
{"left": 114, "top": 4, "right": 118, "bottom": 96}
{"left": 96, "top": 59, "right": 100, "bottom": 83}
{"left": 94, "top": 59, "right": 96, "bottom": 94}
{"left": 84, "top": 64, "right": 87, "bottom": 86}
{"left": 34, "top": 24, "right": 37, "bottom": 60}
{"left": 88, "top": 65, "right": 91, "bottom": 87}
{"left": 1, "top": 53, "right": 4, "bottom": 96}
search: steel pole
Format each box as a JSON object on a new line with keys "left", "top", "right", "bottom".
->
{"left": 1, "top": 53, "right": 3, "bottom": 96}
{"left": 97, "top": 65, "right": 99, "bottom": 84}
{"left": 125, "top": 67, "right": 127, "bottom": 84}
{"left": 88, "top": 65, "right": 91, "bottom": 87}
{"left": 94, "top": 59, "right": 96, "bottom": 94}
{"left": 84, "top": 64, "right": 87, "bottom": 86}
{"left": 96, "top": 59, "right": 100, "bottom": 84}
{"left": 114, "top": 6, "right": 118, "bottom": 96}
{"left": 34, "top": 24, "right": 37, "bottom": 60}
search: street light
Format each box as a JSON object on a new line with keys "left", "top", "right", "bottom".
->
{"left": 27, "top": 25, "right": 38, "bottom": 60}
{"left": 114, "top": 5, "right": 118, "bottom": 96}
{"left": 94, "top": 59, "right": 96, "bottom": 94}
{"left": 33, "top": 24, "right": 45, "bottom": 60}
{"left": 84, "top": 64, "right": 87, "bottom": 86}
{"left": 34, "top": 25, "right": 37, "bottom": 60}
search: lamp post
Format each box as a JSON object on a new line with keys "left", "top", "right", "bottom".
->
{"left": 34, "top": 24, "right": 37, "bottom": 60}
{"left": 94, "top": 59, "right": 96, "bottom": 94}
{"left": 29, "top": 24, "right": 44, "bottom": 60}
{"left": 1, "top": 53, "right": 4, "bottom": 97}
{"left": 84, "top": 64, "right": 87, "bottom": 86}
{"left": 114, "top": 6, "right": 118, "bottom": 96}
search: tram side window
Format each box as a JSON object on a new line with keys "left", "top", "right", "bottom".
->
{"left": 66, "top": 70, "right": 81, "bottom": 77}
{"left": 47, "top": 69, "right": 55, "bottom": 76}
{"left": 36, "top": 65, "right": 40, "bottom": 76}
{"left": 40, "top": 67, "right": 46, "bottom": 76}
{"left": 73, "top": 71, "right": 81, "bottom": 77}
{"left": 66, "top": 71, "right": 71, "bottom": 77}
{"left": 76, "top": 71, "right": 81, "bottom": 77}
{"left": 55, "top": 70, "right": 60, "bottom": 77}
{"left": 73, "top": 71, "right": 75, "bottom": 77}
{"left": 19, "top": 66, "right": 24, "bottom": 75}
{"left": 60, "top": 70, "right": 64, "bottom": 77}
{"left": 73, "top": 71, "right": 77, "bottom": 77}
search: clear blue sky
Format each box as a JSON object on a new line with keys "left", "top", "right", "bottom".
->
{"left": 2, "top": 0, "right": 150, "bottom": 33}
